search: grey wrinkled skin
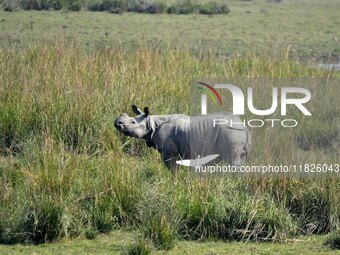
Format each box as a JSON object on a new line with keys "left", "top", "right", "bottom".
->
{"left": 115, "top": 105, "right": 251, "bottom": 169}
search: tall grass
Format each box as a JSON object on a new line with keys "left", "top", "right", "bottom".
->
{"left": 0, "top": 41, "right": 339, "bottom": 249}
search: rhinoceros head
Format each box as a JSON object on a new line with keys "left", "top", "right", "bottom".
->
{"left": 115, "top": 105, "right": 152, "bottom": 139}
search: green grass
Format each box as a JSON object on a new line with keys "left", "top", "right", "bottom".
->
{"left": 0, "top": 42, "right": 339, "bottom": 252}
{"left": 0, "top": 0, "right": 340, "bottom": 57}
{"left": 0, "top": 231, "right": 340, "bottom": 255}
{"left": 0, "top": 0, "right": 340, "bottom": 253}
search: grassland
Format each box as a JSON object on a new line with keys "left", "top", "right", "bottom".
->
{"left": 0, "top": 40, "right": 339, "bottom": 253}
{"left": 1, "top": 0, "right": 340, "bottom": 59}
{"left": 0, "top": 231, "right": 340, "bottom": 255}
{"left": 0, "top": 0, "right": 340, "bottom": 254}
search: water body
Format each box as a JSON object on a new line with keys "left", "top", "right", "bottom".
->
{"left": 315, "top": 63, "right": 340, "bottom": 71}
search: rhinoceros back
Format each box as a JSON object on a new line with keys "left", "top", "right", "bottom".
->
{"left": 153, "top": 112, "right": 250, "bottom": 166}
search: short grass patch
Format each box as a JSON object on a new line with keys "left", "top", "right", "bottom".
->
{"left": 1, "top": 232, "right": 340, "bottom": 255}
{"left": 0, "top": 0, "right": 339, "bottom": 57}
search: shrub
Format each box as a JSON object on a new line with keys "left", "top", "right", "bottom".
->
{"left": 84, "top": 228, "right": 98, "bottom": 240}
{"left": 86, "top": 0, "right": 232, "bottom": 14}
{"left": 17, "top": 0, "right": 83, "bottom": 10}
{"left": 18, "top": 197, "right": 64, "bottom": 243}
{"left": 324, "top": 230, "right": 340, "bottom": 249}
{"left": 87, "top": 0, "right": 123, "bottom": 12}
{"left": 198, "top": 1, "right": 229, "bottom": 15}
{"left": 125, "top": 0, "right": 144, "bottom": 12}
{"left": 142, "top": 211, "right": 177, "bottom": 250}
{"left": 87, "top": 0, "right": 167, "bottom": 14}
{"left": 142, "top": 0, "right": 166, "bottom": 14}
{"left": 293, "top": 186, "right": 333, "bottom": 234}
{"left": 2, "top": 0, "right": 20, "bottom": 11}
{"left": 49, "top": 0, "right": 62, "bottom": 10}
{"left": 175, "top": 179, "right": 298, "bottom": 241}
{"left": 87, "top": 1, "right": 101, "bottom": 11}
{"left": 137, "top": 186, "right": 178, "bottom": 250}
{"left": 3, "top": 0, "right": 230, "bottom": 13}
{"left": 127, "top": 237, "right": 153, "bottom": 255}
{"left": 64, "top": 0, "right": 82, "bottom": 11}
{"left": 0, "top": 211, "right": 22, "bottom": 244}
{"left": 91, "top": 197, "right": 118, "bottom": 233}
{"left": 166, "top": 0, "right": 196, "bottom": 14}
{"left": 19, "top": 0, "right": 50, "bottom": 10}
{"left": 3, "top": 5, "right": 13, "bottom": 11}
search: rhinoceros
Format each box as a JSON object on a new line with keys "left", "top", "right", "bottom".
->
{"left": 115, "top": 105, "right": 251, "bottom": 169}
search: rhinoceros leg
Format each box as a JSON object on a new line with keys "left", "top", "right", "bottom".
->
{"left": 229, "top": 141, "right": 248, "bottom": 166}
{"left": 163, "top": 155, "right": 177, "bottom": 169}
{"left": 158, "top": 140, "right": 178, "bottom": 169}
{"left": 230, "top": 155, "right": 242, "bottom": 166}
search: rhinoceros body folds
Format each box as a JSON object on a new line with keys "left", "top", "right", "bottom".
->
{"left": 115, "top": 105, "right": 251, "bottom": 169}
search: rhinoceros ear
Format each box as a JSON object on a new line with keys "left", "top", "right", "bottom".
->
{"left": 144, "top": 107, "right": 150, "bottom": 117}
{"left": 132, "top": 105, "right": 143, "bottom": 115}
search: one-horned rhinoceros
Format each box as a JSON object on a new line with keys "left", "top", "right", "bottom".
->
{"left": 114, "top": 105, "right": 251, "bottom": 169}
